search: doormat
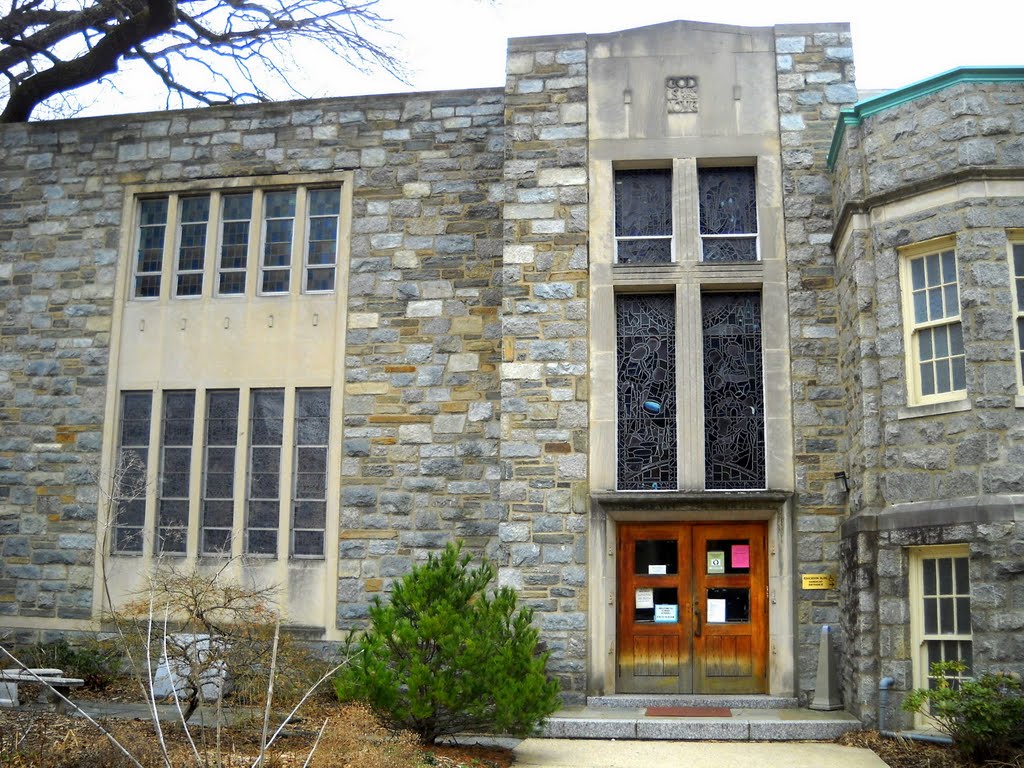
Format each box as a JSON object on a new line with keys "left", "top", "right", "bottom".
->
{"left": 645, "top": 706, "right": 732, "bottom": 718}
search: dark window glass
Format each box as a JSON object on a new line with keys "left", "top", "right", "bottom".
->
{"left": 202, "top": 390, "right": 238, "bottom": 555}
{"left": 702, "top": 293, "right": 765, "bottom": 489}
{"left": 616, "top": 294, "right": 677, "bottom": 490}
{"left": 157, "top": 391, "right": 195, "bottom": 554}
{"left": 114, "top": 392, "right": 152, "bottom": 553}
{"left": 247, "top": 389, "right": 283, "bottom": 555}
{"left": 614, "top": 169, "right": 672, "bottom": 265}
{"left": 698, "top": 167, "right": 757, "bottom": 262}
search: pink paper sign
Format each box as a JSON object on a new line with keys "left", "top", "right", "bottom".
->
{"left": 732, "top": 544, "right": 750, "bottom": 569}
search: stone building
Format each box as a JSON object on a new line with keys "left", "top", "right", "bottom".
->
{"left": 0, "top": 18, "right": 1021, "bottom": 729}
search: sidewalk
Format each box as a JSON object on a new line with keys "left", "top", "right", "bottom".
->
{"left": 513, "top": 739, "right": 888, "bottom": 768}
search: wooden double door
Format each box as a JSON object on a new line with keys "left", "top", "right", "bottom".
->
{"left": 617, "top": 522, "right": 768, "bottom": 694}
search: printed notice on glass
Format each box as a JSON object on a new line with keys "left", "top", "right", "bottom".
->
{"left": 654, "top": 604, "right": 678, "bottom": 623}
{"left": 707, "top": 551, "right": 725, "bottom": 574}
{"left": 648, "top": 564, "right": 667, "bottom": 575}
{"left": 707, "top": 598, "right": 726, "bottom": 623}
{"left": 731, "top": 544, "right": 750, "bottom": 569}
{"left": 635, "top": 588, "right": 654, "bottom": 609}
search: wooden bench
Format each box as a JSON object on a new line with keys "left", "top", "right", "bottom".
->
{"left": 0, "top": 668, "right": 85, "bottom": 714}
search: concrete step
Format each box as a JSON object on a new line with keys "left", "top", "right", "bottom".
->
{"left": 544, "top": 702, "right": 861, "bottom": 741}
{"left": 587, "top": 694, "right": 800, "bottom": 709}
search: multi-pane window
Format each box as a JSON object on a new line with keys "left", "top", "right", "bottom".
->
{"left": 292, "top": 389, "right": 330, "bottom": 557}
{"left": 113, "top": 392, "right": 152, "bottom": 553}
{"left": 201, "top": 391, "right": 239, "bottom": 555}
{"left": 111, "top": 387, "right": 331, "bottom": 559}
{"left": 157, "top": 391, "right": 195, "bottom": 554}
{"left": 616, "top": 294, "right": 677, "bottom": 490}
{"left": 912, "top": 547, "right": 973, "bottom": 693}
{"left": 176, "top": 196, "right": 210, "bottom": 297}
{"left": 130, "top": 185, "right": 342, "bottom": 299}
{"left": 698, "top": 167, "right": 758, "bottom": 262}
{"left": 135, "top": 199, "right": 168, "bottom": 298}
{"left": 247, "top": 389, "right": 284, "bottom": 556}
{"left": 702, "top": 293, "right": 765, "bottom": 489}
{"left": 218, "top": 193, "right": 252, "bottom": 296}
{"left": 261, "top": 190, "right": 296, "bottom": 294}
{"left": 614, "top": 169, "right": 673, "bottom": 265}
{"left": 305, "top": 189, "right": 340, "bottom": 292}
{"left": 1011, "top": 242, "right": 1024, "bottom": 387}
{"left": 902, "top": 244, "right": 966, "bottom": 402}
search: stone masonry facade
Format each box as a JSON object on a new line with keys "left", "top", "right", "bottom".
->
{"left": 773, "top": 24, "right": 859, "bottom": 698}
{"left": 2, "top": 19, "right": 1023, "bottom": 723}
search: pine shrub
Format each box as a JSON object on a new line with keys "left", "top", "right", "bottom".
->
{"left": 334, "top": 541, "right": 560, "bottom": 744}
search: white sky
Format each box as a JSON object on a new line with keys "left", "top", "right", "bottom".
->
{"left": 73, "top": 0, "right": 1023, "bottom": 117}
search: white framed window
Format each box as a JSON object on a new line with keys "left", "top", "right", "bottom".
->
{"left": 899, "top": 238, "right": 966, "bottom": 405}
{"left": 614, "top": 168, "right": 673, "bottom": 264}
{"left": 909, "top": 545, "right": 973, "bottom": 722}
{"left": 130, "top": 183, "right": 342, "bottom": 300}
{"left": 697, "top": 166, "right": 758, "bottom": 262}
{"left": 1009, "top": 237, "right": 1024, "bottom": 392}
{"left": 111, "top": 386, "right": 332, "bottom": 560}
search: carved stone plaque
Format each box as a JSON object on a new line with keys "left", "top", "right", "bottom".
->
{"left": 666, "top": 76, "right": 698, "bottom": 113}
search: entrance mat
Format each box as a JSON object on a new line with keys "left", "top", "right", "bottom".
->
{"left": 645, "top": 706, "right": 732, "bottom": 718}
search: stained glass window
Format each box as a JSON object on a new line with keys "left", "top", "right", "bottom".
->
{"left": 614, "top": 169, "right": 673, "bottom": 265}
{"left": 702, "top": 293, "right": 765, "bottom": 489}
{"left": 616, "top": 294, "right": 677, "bottom": 490}
{"left": 158, "top": 391, "right": 196, "bottom": 553}
{"left": 698, "top": 168, "right": 757, "bottom": 262}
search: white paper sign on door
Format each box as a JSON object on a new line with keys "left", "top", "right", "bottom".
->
{"left": 654, "top": 604, "right": 678, "bottom": 623}
{"left": 635, "top": 588, "right": 654, "bottom": 609}
{"left": 707, "top": 598, "right": 727, "bottom": 623}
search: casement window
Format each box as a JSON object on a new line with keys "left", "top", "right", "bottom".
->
{"left": 130, "top": 184, "right": 341, "bottom": 300}
{"left": 111, "top": 387, "right": 332, "bottom": 559}
{"left": 910, "top": 546, "right": 973, "bottom": 696}
{"left": 900, "top": 239, "right": 966, "bottom": 404}
{"left": 1010, "top": 240, "right": 1024, "bottom": 390}
{"left": 698, "top": 167, "right": 758, "bottom": 262}
{"left": 614, "top": 169, "right": 673, "bottom": 264}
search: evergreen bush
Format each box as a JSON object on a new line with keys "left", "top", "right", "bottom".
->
{"left": 334, "top": 541, "right": 560, "bottom": 744}
{"left": 903, "top": 661, "right": 1024, "bottom": 760}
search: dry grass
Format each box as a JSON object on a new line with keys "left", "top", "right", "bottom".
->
{"left": 0, "top": 703, "right": 514, "bottom": 768}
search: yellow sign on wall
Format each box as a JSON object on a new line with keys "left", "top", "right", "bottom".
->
{"left": 801, "top": 573, "right": 836, "bottom": 590}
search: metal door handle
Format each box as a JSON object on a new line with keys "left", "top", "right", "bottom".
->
{"left": 694, "top": 604, "right": 702, "bottom": 637}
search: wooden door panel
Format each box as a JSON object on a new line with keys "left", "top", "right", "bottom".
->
{"left": 618, "top": 521, "right": 767, "bottom": 694}
{"left": 704, "top": 636, "right": 752, "bottom": 677}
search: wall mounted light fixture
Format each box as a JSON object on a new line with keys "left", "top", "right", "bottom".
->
{"left": 834, "top": 470, "right": 850, "bottom": 493}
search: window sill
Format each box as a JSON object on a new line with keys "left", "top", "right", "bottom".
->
{"left": 897, "top": 397, "right": 971, "bottom": 420}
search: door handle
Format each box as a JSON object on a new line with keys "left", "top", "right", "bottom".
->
{"left": 694, "top": 603, "right": 702, "bottom": 637}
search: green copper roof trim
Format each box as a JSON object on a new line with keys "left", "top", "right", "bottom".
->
{"left": 826, "top": 66, "right": 1024, "bottom": 171}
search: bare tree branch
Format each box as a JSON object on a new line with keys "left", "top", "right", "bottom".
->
{"left": 1, "top": 0, "right": 405, "bottom": 121}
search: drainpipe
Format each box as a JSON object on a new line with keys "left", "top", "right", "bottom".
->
{"left": 878, "top": 676, "right": 953, "bottom": 745}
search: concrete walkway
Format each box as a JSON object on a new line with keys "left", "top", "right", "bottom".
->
{"left": 514, "top": 739, "right": 889, "bottom": 767}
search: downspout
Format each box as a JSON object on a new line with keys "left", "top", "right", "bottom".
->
{"left": 878, "top": 676, "right": 953, "bottom": 745}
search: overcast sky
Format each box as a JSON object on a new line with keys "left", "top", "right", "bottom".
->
{"left": 74, "top": 0, "right": 1022, "bottom": 117}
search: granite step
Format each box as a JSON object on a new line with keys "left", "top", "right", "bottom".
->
{"left": 543, "top": 699, "right": 861, "bottom": 741}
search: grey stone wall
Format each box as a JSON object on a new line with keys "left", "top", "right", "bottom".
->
{"left": 0, "top": 88, "right": 508, "bottom": 627}
{"left": 773, "top": 23, "right": 858, "bottom": 701}
{"left": 831, "top": 76, "right": 1024, "bottom": 723}
{"left": 500, "top": 32, "right": 590, "bottom": 702}
{"left": 333, "top": 89, "right": 505, "bottom": 621}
